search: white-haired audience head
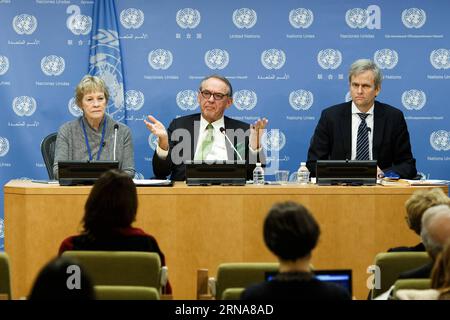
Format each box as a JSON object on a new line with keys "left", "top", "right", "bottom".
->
{"left": 421, "top": 204, "right": 450, "bottom": 259}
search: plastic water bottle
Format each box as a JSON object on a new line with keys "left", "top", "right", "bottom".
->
{"left": 297, "top": 162, "right": 310, "bottom": 185}
{"left": 253, "top": 162, "right": 265, "bottom": 185}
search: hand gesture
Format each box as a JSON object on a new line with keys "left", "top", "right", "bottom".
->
{"left": 144, "top": 115, "right": 169, "bottom": 150}
{"left": 249, "top": 118, "right": 268, "bottom": 150}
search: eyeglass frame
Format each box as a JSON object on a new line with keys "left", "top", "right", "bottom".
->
{"left": 199, "top": 90, "right": 230, "bottom": 101}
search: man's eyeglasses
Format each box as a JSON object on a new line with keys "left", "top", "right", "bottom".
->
{"left": 200, "top": 90, "right": 229, "bottom": 101}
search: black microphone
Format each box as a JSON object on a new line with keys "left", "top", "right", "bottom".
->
{"left": 113, "top": 124, "right": 119, "bottom": 161}
{"left": 219, "top": 127, "right": 243, "bottom": 160}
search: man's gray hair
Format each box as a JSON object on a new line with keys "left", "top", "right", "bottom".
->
{"left": 421, "top": 204, "right": 450, "bottom": 259}
{"left": 199, "top": 74, "right": 233, "bottom": 97}
{"left": 348, "top": 59, "right": 382, "bottom": 89}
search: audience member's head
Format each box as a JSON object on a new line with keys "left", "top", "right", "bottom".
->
{"left": 263, "top": 201, "right": 320, "bottom": 262}
{"left": 421, "top": 204, "right": 450, "bottom": 259}
{"left": 29, "top": 256, "right": 94, "bottom": 300}
{"left": 405, "top": 188, "right": 450, "bottom": 235}
{"left": 83, "top": 169, "right": 138, "bottom": 237}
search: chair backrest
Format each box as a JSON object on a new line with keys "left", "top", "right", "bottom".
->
{"left": 94, "top": 285, "right": 160, "bottom": 300}
{"left": 392, "top": 279, "right": 432, "bottom": 299}
{"left": 40, "top": 132, "right": 57, "bottom": 180}
{"left": 372, "top": 252, "right": 431, "bottom": 299}
{"left": 62, "top": 251, "right": 162, "bottom": 291}
{"left": 0, "top": 253, "right": 11, "bottom": 300}
{"left": 215, "top": 262, "right": 279, "bottom": 300}
{"left": 222, "top": 288, "right": 245, "bottom": 300}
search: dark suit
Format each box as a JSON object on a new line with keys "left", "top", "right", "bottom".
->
{"left": 152, "top": 113, "right": 263, "bottom": 181}
{"left": 307, "top": 101, "right": 417, "bottom": 179}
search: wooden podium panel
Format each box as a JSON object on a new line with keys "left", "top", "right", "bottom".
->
{"left": 4, "top": 180, "right": 447, "bottom": 299}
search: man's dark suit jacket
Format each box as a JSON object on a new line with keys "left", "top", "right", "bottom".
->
{"left": 307, "top": 101, "right": 417, "bottom": 178}
{"left": 152, "top": 113, "right": 263, "bottom": 181}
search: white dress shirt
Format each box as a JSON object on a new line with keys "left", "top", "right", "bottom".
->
{"left": 351, "top": 102, "right": 374, "bottom": 160}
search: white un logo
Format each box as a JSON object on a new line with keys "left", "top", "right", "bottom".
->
{"left": 120, "top": 8, "right": 145, "bottom": 29}
{"left": 430, "top": 130, "right": 450, "bottom": 151}
{"left": 430, "top": 49, "right": 450, "bottom": 70}
{"left": 402, "top": 90, "right": 426, "bottom": 111}
{"left": 205, "top": 49, "right": 229, "bottom": 70}
{"left": 374, "top": 49, "right": 399, "bottom": 70}
{"left": 125, "top": 90, "right": 145, "bottom": 111}
{"left": 0, "top": 137, "right": 10, "bottom": 157}
{"left": 402, "top": 8, "right": 426, "bottom": 29}
{"left": 232, "top": 8, "right": 257, "bottom": 29}
{"left": 68, "top": 98, "right": 83, "bottom": 117}
{"left": 289, "top": 8, "right": 314, "bottom": 29}
{"left": 41, "top": 55, "right": 65, "bottom": 76}
{"left": 176, "top": 8, "right": 201, "bottom": 29}
{"left": 262, "top": 130, "right": 286, "bottom": 152}
{"left": 0, "top": 218, "right": 4, "bottom": 239}
{"left": 233, "top": 90, "right": 257, "bottom": 111}
{"left": 317, "top": 49, "right": 342, "bottom": 70}
{"left": 289, "top": 90, "right": 314, "bottom": 111}
{"left": 176, "top": 90, "right": 198, "bottom": 111}
{"left": 66, "top": 5, "right": 92, "bottom": 35}
{"left": 12, "top": 96, "right": 37, "bottom": 117}
{"left": 261, "top": 49, "right": 286, "bottom": 70}
{"left": 13, "top": 14, "right": 38, "bottom": 35}
{"left": 345, "top": 5, "right": 381, "bottom": 29}
{"left": 148, "top": 49, "right": 173, "bottom": 70}
{"left": 0, "top": 55, "right": 9, "bottom": 75}
{"left": 148, "top": 134, "right": 159, "bottom": 151}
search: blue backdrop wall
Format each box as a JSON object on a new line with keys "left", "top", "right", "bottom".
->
{"left": 1, "top": 0, "right": 450, "bottom": 250}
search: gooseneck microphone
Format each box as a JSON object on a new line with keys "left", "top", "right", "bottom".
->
{"left": 113, "top": 124, "right": 119, "bottom": 161}
{"left": 219, "top": 127, "right": 243, "bottom": 161}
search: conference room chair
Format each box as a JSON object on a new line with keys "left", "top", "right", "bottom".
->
{"left": 221, "top": 288, "right": 245, "bottom": 300}
{"left": 0, "top": 252, "right": 11, "bottom": 300}
{"left": 62, "top": 251, "right": 169, "bottom": 297}
{"left": 40, "top": 132, "right": 57, "bottom": 180}
{"left": 197, "top": 262, "right": 279, "bottom": 300}
{"left": 371, "top": 252, "right": 431, "bottom": 299}
{"left": 94, "top": 285, "right": 160, "bottom": 300}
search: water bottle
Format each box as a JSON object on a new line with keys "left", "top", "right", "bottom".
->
{"left": 253, "top": 162, "right": 265, "bottom": 185}
{"left": 297, "top": 162, "right": 310, "bottom": 185}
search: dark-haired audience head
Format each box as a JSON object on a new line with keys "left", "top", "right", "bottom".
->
{"left": 421, "top": 204, "right": 450, "bottom": 259}
{"left": 83, "top": 169, "right": 138, "bottom": 237}
{"left": 263, "top": 201, "right": 320, "bottom": 262}
{"left": 29, "top": 256, "right": 94, "bottom": 300}
{"left": 431, "top": 239, "right": 450, "bottom": 292}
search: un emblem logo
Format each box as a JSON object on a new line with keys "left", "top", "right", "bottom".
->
{"left": 430, "top": 49, "right": 450, "bottom": 70}
{"left": 176, "top": 90, "right": 198, "bottom": 111}
{"left": 148, "top": 49, "right": 173, "bottom": 70}
{"left": 232, "top": 8, "right": 257, "bottom": 29}
{"left": 430, "top": 130, "right": 450, "bottom": 151}
{"left": 13, "top": 14, "right": 38, "bottom": 35}
{"left": 148, "top": 134, "right": 159, "bottom": 151}
{"left": 12, "top": 96, "right": 37, "bottom": 117}
{"left": 233, "top": 90, "right": 257, "bottom": 111}
{"left": 289, "top": 90, "right": 314, "bottom": 111}
{"left": 41, "top": 55, "right": 65, "bottom": 76}
{"left": 0, "top": 55, "right": 9, "bottom": 75}
{"left": 289, "top": 8, "right": 314, "bottom": 29}
{"left": 0, "top": 137, "right": 9, "bottom": 157}
{"left": 176, "top": 8, "right": 201, "bottom": 29}
{"left": 374, "top": 49, "right": 398, "bottom": 70}
{"left": 402, "top": 90, "right": 426, "bottom": 111}
{"left": 0, "top": 218, "right": 4, "bottom": 239}
{"left": 261, "top": 49, "right": 286, "bottom": 70}
{"left": 317, "top": 49, "right": 342, "bottom": 70}
{"left": 134, "top": 172, "right": 145, "bottom": 180}
{"left": 205, "top": 49, "right": 229, "bottom": 70}
{"left": 402, "top": 8, "right": 426, "bottom": 29}
{"left": 66, "top": 5, "right": 92, "bottom": 35}
{"left": 262, "top": 130, "right": 286, "bottom": 152}
{"left": 120, "top": 8, "right": 145, "bottom": 29}
{"left": 345, "top": 8, "right": 369, "bottom": 28}
{"left": 345, "top": 91, "right": 352, "bottom": 102}
{"left": 125, "top": 90, "right": 145, "bottom": 111}
{"left": 68, "top": 98, "right": 83, "bottom": 117}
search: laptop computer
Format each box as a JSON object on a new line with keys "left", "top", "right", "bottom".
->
{"left": 184, "top": 160, "right": 247, "bottom": 185}
{"left": 58, "top": 160, "right": 119, "bottom": 186}
{"left": 265, "top": 269, "right": 352, "bottom": 296}
{"left": 316, "top": 160, "right": 377, "bottom": 185}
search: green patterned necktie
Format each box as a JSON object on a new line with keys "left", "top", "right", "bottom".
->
{"left": 195, "top": 123, "right": 214, "bottom": 160}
